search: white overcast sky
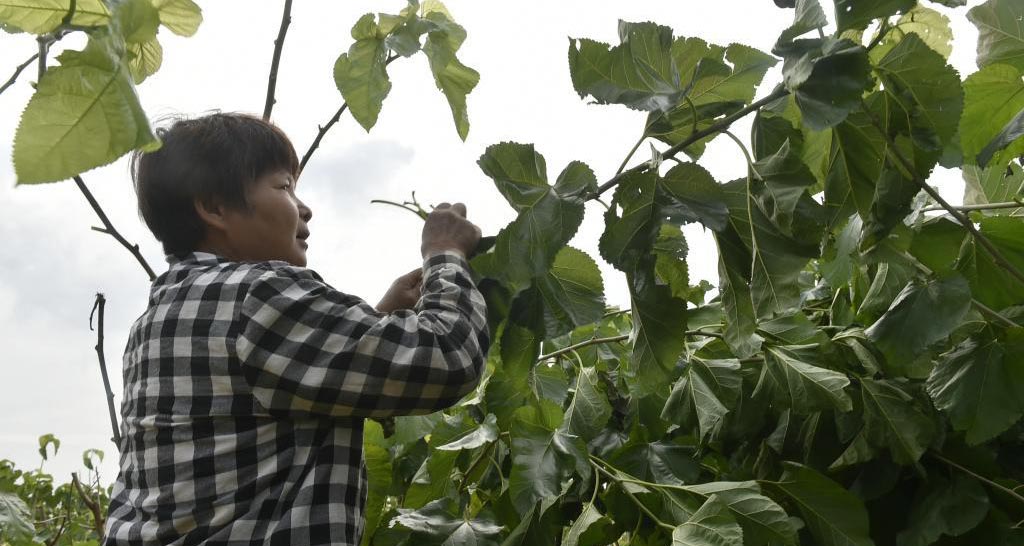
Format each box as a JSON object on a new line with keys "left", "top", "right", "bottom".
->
{"left": 0, "top": 1, "right": 983, "bottom": 484}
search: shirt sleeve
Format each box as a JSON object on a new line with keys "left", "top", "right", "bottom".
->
{"left": 234, "top": 251, "right": 490, "bottom": 418}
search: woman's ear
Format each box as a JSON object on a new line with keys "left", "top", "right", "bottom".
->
{"left": 193, "top": 197, "right": 230, "bottom": 232}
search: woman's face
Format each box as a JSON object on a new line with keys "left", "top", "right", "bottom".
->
{"left": 218, "top": 168, "right": 313, "bottom": 266}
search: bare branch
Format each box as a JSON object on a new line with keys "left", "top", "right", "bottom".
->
{"left": 299, "top": 54, "right": 400, "bottom": 174}
{"left": 590, "top": 87, "right": 790, "bottom": 199}
{"left": 71, "top": 472, "right": 105, "bottom": 540}
{"left": 74, "top": 175, "right": 157, "bottom": 281}
{"left": 262, "top": 0, "right": 293, "bottom": 121}
{"left": 538, "top": 334, "right": 629, "bottom": 362}
{"left": 921, "top": 200, "right": 1024, "bottom": 213}
{"left": 0, "top": 53, "right": 40, "bottom": 97}
{"left": 89, "top": 294, "right": 121, "bottom": 447}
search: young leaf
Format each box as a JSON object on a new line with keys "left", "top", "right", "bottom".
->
{"left": 335, "top": 20, "right": 392, "bottom": 133}
{"left": 968, "top": 0, "right": 1024, "bottom": 72}
{"left": 865, "top": 275, "right": 972, "bottom": 376}
{"left": 869, "top": 6, "right": 953, "bottom": 61}
{"left": 127, "top": 38, "right": 163, "bottom": 84}
{"left": 14, "top": 33, "right": 160, "bottom": 184}
{"left": 671, "top": 495, "right": 744, "bottom": 546}
{"left": 0, "top": 0, "right": 109, "bottom": 34}
{"left": 421, "top": 11, "right": 479, "bottom": 140}
{"left": 568, "top": 21, "right": 683, "bottom": 112}
{"left": 152, "top": 0, "right": 202, "bottom": 37}
{"left": 859, "top": 378, "right": 935, "bottom": 465}
{"left": 927, "top": 329, "right": 1024, "bottom": 445}
{"left": 768, "top": 462, "right": 874, "bottom": 546}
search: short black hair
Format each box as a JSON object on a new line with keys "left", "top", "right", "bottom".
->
{"left": 131, "top": 112, "right": 300, "bottom": 258}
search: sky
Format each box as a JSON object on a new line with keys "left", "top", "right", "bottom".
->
{"left": 0, "top": 1, "right": 984, "bottom": 485}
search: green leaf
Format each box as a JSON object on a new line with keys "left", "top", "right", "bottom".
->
{"left": 751, "top": 139, "right": 818, "bottom": 236}
{"left": 927, "top": 328, "right": 1024, "bottom": 445}
{"left": 628, "top": 269, "right": 689, "bottom": 395}
{"left": 610, "top": 441, "right": 700, "bottom": 487}
{"left": 662, "top": 357, "right": 742, "bottom": 440}
{"left": 436, "top": 413, "right": 498, "bottom": 451}
{"left": 568, "top": 21, "right": 683, "bottom": 112}
{"left": 680, "top": 481, "right": 798, "bottom": 546}
{"left": 957, "top": 216, "right": 1024, "bottom": 310}
{"left": 0, "top": 0, "right": 109, "bottom": 34}
{"left": 896, "top": 474, "right": 989, "bottom": 546}
{"left": 653, "top": 224, "right": 692, "bottom": 302}
{"left": 479, "top": 144, "right": 590, "bottom": 285}
{"left": 562, "top": 502, "right": 615, "bottom": 546}
{"left": 865, "top": 275, "right": 972, "bottom": 376}
{"left": 781, "top": 38, "right": 873, "bottom": 130}
{"left": 824, "top": 110, "right": 887, "bottom": 223}
{"left": 127, "top": 37, "right": 163, "bottom": 84}
{"left": 714, "top": 188, "right": 762, "bottom": 358}
{"left": 963, "top": 162, "right": 1024, "bottom": 214}
{"left": 117, "top": 0, "right": 160, "bottom": 44}
{"left": 834, "top": 0, "right": 914, "bottom": 32}
{"left": 536, "top": 247, "right": 606, "bottom": 339}
{"left": 968, "top": 0, "right": 1024, "bottom": 72}
{"left": 509, "top": 400, "right": 590, "bottom": 515}
{"left": 362, "top": 420, "right": 393, "bottom": 545}
{"left": 764, "top": 345, "right": 853, "bottom": 414}
{"left": 0, "top": 491, "right": 34, "bottom": 542}
{"left": 600, "top": 170, "right": 662, "bottom": 272}
{"left": 152, "top": 0, "right": 202, "bottom": 37}
{"left": 562, "top": 367, "right": 612, "bottom": 443}
{"left": 671, "top": 495, "right": 744, "bottom": 546}
{"left": 768, "top": 462, "right": 874, "bottom": 546}
{"left": 81, "top": 448, "right": 104, "bottom": 471}
{"left": 869, "top": 6, "right": 953, "bottom": 61}
{"left": 393, "top": 498, "right": 503, "bottom": 545}
{"left": 859, "top": 378, "right": 935, "bottom": 464}
{"left": 978, "top": 107, "right": 1024, "bottom": 168}
{"left": 14, "top": 33, "right": 159, "bottom": 184}
{"left": 874, "top": 33, "right": 963, "bottom": 160}
{"left": 961, "top": 64, "right": 1024, "bottom": 169}
{"left": 38, "top": 433, "right": 59, "bottom": 460}
{"left": 659, "top": 162, "right": 730, "bottom": 232}
{"left": 421, "top": 12, "right": 479, "bottom": 140}
{"left": 776, "top": 0, "right": 828, "bottom": 47}
{"left": 334, "top": 14, "right": 392, "bottom": 132}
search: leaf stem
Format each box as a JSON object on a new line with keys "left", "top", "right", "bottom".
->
{"left": 921, "top": 200, "right": 1024, "bottom": 213}
{"left": 722, "top": 130, "right": 762, "bottom": 180}
{"left": 299, "top": 54, "right": 399, "bottom": 173}
{"left": 73, "top": 176, "right": 157, "bottom": 281}
{"left": 616, "top": 135, "right": 646, "bottom": 176}
{"left": 928, "top": 452, "right": 1024, "bottom": 506}
{"left": 589, "top": 459, "right": 675, "bottom": 531}
{"left": 0, "top": 52, "right": 39, "bottom": 96}
{"left": 262, "top": 0, "right": 293, "bottom": 121}
{"left": 591, "top": 87, "right": 790, "bottom": 199}
{"left": 538, "top": 334, "right": 629, "bottom": 362}
{"left": 89, "top": 294, "right": 121, "bottom": 447}
{"left": 370, "top": 199, "right": 429, "bottom": 220}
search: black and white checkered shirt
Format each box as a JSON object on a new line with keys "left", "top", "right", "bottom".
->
{"left": 103, "top": 250, "right": 488, "bottom": 545}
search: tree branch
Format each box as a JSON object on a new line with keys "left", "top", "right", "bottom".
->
{"left": 262, "top": 0, "right": 293, "bottom": 121}
{"left": 864, "top": 113, "right": 1024, "bottom": 287}
{"left": 70, "top": 472, "right": 104, "bottom": 540}
{"left": 89, "top": 294, "right": 121, "bottom": 447}
{"left": 298, "top": 54, "right": 400, "bottom": 173}
{"left": 929, "top": 452, "right": 1024, "bottom": 507}
{"left": 0, "top": 53, "right": 40, "bottom": 97}
{"left": 538, "top": 334, "right": 629, "bottom": 362}
{"left": 590, "top": 87, "right": 790, "bottom": 199}
{"left": 74, "top": 176, "right": 157, "bottom": 281}
{"left": 921, "top": 200, "right": 1023, "bottom": 213}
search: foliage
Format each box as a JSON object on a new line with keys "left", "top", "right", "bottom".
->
{"left": 6, "top": 0, "right": 1024, "bottom": 545}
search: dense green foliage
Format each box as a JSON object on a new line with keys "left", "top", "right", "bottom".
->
{"left": 4, "top": 0, "right": 1024, "bottom": 545}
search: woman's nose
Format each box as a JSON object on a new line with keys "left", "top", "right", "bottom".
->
{"left": 297, "top": 197, "right": 313, "bottom": 222}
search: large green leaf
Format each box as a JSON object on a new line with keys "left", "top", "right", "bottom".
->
{"left": 671, "top": 496, "right": 744, "bottom": 546}
{"left": 562, "top": 503, "right": 614, "bottom": 546}
{"left": 865, "top": 275, "right": 972, "bottom": 376}
{"left": 152, "top": 0, "right": 202, "bottom": 37}
{"left": 824, "top": 109, "right": 887, "bottom": 224}
{"left": 780, "top": 38, "right": 873, "bottom": 130}
{"left": 714, "top": 183, "right": 762, "bottom": 358}
{"left": 659, "top": 162, "right": 730, "bottom": 231}
{"left": 764, "top": 345, "right": 853, "bottom": 414}
{"left": 0, "top": 0, "right": 109, "bottom": 34}
{"left": 393, "top": 497, "right": 504, "bottom": 545}
{"left": 896, "top": 474, "right": 989, "bottom": 546}
{"left": 750, "top": 139, "right": 818, "bottom": 236}
{"left": 509, "top": 401, "right": 590, "bottom": 515}
{"left": 0, "top": 491, "right": 34, "bottom": 542}
{"left": 768, "top": 462, "right": 874, "bottom": 546}
{"left": 968, "top": 0, "right": 1024, "bottom": 72}
{"left": 680, "top": 482, "right": 798, "bottom": 546}
{"left": 927, "top": 328, "right": 1024, "bottom": 445}
{"left": 628, "top": 267, "right": 689, "bottom": 395}
{"left": 978, "top": 107, "right": 1024, "bottom": 168}
{"left": 435, "top": 413, "right": 498, "bottom": 451}
{"left": 127, "top": 37, "right": 163, "bottom": 84}
{"left": 957, "top": 216, "right": 1024, "bottom": 310}
{"left": 834, "top": 0, "right": 914, "bottom": 32}
{"left": 362, "top": 420, "right": 394, "bottom": 545}
{"left": 334, "top": 14, "right": 392, "bottom": 132}
{"left": 859, "top": 378, "right": 935, "bottom": 464}
{"left": 14, "top": 33, "right": 159, "bottom": 184}
{"left": 536, "top": 247, "right": 606, "bottom": 339}
{"left": 961, "top": 64, "right": 1024, "bottom": 169}
{"left": 869, "top": 6, "right": 953, "bottom": 61}
{"left": 963, "top": 163, "right": 1024, "bottom": 211}
{"left": 776, "top": 0, "right": 828, "bottom": 47}
{"left": 568, "top": 21, "right": 683, "bottom": 112}
{"left": 421, "top": 11, "right": 479, "bottom": 140}
{"left": 662, "top": 357, "right": 742, "bottom": 440}
{"left": 117, "top": 0, "right": 160, "bottom": 45}
{"left": 562, "top": 367, "right": 612, "bottom": 443}
{"left": 609, "top": 440, "right": 700, "bottom": 486}
{"left": 479, "top": 143, "right": 590, "bottom": 285}
{"left": 600, "top": 170, "right": 661, "bottom": 272}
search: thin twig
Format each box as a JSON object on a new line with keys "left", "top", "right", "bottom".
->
{"left": 921, "top": 201, "right": 1023, "bottom": 213}
{"left": 370, "top": 199, "right": 429, "bottom": 220}
{"left": 36, "top": 36, "right": 48, "bottom": 81}
{"left": 863, "top": 106, "right": 1024, "bottom": 287}
{"left": 262, "top": 0, "right": 293, "bottom": 121}
{"left": 590, "top": 87, "right": 790, "bottom": 199}
{"left": 299, "top": 54, "right": 399, "bottom": 173}
{"left": 71, "top": 472, "right": 104, "bottom": 540}
{"left": 929, "top": 452, "right": 1024, "bottom": 506}
{"left": 0, "top": 53, "right": 39, "bottom": 96}
{"left": 615, "top": 135, "right": 646, "bottom": 176}
{"left": 539, "top": 334, "right": 629, "bottom": 362}
{"left": 90, "top": 294, "right": 121, "bottom": 447}
{"left": 589, "top": 460, "right": 675, "bottom": 531}
{"left": 73, "top": 176, "right": 157, "bottom": 281}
